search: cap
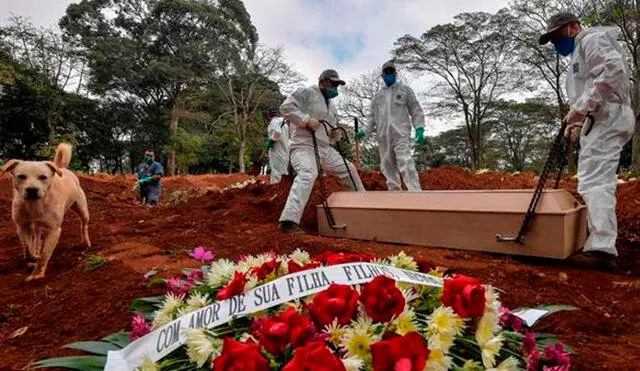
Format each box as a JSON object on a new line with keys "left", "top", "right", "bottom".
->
{"left": 318, "top": 69, "right": 346, "bottom": 85}
{"left": 538, "top": 12, "right": 579, "bottom": 45}
{"left": 382, "top": 60, "right": 396, "bottom": 72}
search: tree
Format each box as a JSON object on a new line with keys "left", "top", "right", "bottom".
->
{"left": 213, "top": 46, "right": 301, "bottom": 173}
{"left": 59, "top": 0, "right": 258, "bottom": 175}
{"left": 393, "top": 10, "right": 518, "bottom": 170}
{"left": 1, "top": 17, "right": 87, "bottom": 144}
{"left": 486, "top": 99, "right": 558, "bottom": 171}
{"left": 429, "top": 127, "right": 473, "bottom": 168}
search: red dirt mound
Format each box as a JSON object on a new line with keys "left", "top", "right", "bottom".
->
{"left": 0, "top": 168, "right": 639, "bottom": 370}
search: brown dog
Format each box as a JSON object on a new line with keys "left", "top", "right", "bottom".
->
{"left": 1, "top": 143, "right": 91, "bottom": 281}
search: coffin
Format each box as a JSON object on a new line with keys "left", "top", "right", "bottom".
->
{"left": 317, "top": 190, "right": 588, "bottom": 259}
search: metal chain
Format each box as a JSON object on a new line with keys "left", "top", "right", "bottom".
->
{"left": 511, "top": 120, "right": 568, "bottom": 244}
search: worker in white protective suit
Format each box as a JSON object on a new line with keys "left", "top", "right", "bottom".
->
{"left": 278, "top": 69, "right": 366, "bottom": 234}
{"left": 539, "top": 13, "right": 634, "bottom": 269}
{"left": 264, "top": 109, "right": 290, "bottom": 184}
{"left": 359, "top": 61, "right": 426, "bottom": 191}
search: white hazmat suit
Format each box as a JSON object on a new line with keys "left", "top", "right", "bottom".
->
{"left": 279, "top": 85, "right": 365, "bottom": 225}
{"left": 267, "top": 117, "right": 290, "bottom": 184}
{"left": 567, "top": 27, "right": 634, "bottom": 256}
{"left": 366, "top": 82, "right": 425, "bottom": 191}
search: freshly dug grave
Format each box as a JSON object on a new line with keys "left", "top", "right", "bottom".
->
{"left": 0, "top": 167, "right": 639, "bottom": 370}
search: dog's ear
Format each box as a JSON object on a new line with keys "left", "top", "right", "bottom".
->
{"left": 45, "top": 161, "right": 63, "bottom": 177}
{"left": 1, "top": 160, "right": 20, "bottom": 174}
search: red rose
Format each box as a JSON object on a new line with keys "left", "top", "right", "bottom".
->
{"left": 416, "top": 258, "right": 436, "bottom": 273}
{"left": 441, "top": 274, "right": 486, "bottom": 318}
{"left": 288, "top": 260, "right": 321, "bottom": 274}
{"left": 313, "top": 251, "right": 373, "bottom": 266}
{"left": 282, "top": 341, "right": 346, "bottom": 371}
{"left": 359, "top": 276, "right": 405, "bottom": 323}
{"left": 212, "top": 337, "right": 270, "bottom": 371}
{"left": 254, "top": 307, "right": 315, "bottom": 355}
{"left": 308, "top": 284, "right": 360, "bottom": 328}
{"left": 252, "top": 260, "right": 281, "bottom": 280}
{"left": 371, "top": 332, "right": 429, "bottom": 371}
{"left": 216, "top": 271, "right": 247, "bottom": 300}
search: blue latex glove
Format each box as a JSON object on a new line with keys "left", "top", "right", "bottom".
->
{"left": 356, "top": 130, "right": 366, "bottom": 140}
{"left": 414, "top": 127, "right": 426, "bottom": 144}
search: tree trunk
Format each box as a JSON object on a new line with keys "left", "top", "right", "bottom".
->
{"left": 167, "top": 106, "right": 179, "bottom": 176}
{"left": 238, "top": 140, "right": 246, "bottom": 174}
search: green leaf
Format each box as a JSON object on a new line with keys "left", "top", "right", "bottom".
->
{"left": 33, "top": 356, "right": 106, "bottom": 370}
{"left": 130, "top": 296, "right": 164, "bottom": 314}
{"left": 63, "top": 341, "right": 119, "bottom": 355}
{"left": 102, "top": 332, "right": 130, "bottom": 348}
{"left": 147, "top": 277, "right": 166, "bottom": 288}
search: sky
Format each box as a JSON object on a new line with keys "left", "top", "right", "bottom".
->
{"left": 1, "top": 0, "right": 511, "bottom": 133}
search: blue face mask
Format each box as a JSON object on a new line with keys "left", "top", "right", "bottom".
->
{"left": 554, "top": 36, "right": 575, "bottom": 57}
{"left": 325, "top": 87, "right": 339, "bottom": 99}
{"left": 383, "top": 73, "right": 396, "bottom": 87}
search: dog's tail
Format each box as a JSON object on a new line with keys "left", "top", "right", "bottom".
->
{"left": 54, "top": 143, "right": 72, "bottom": 169}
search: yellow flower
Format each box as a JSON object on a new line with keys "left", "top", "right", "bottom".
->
{"left": 484, "top": 285, "right": 501, "bottom": 315}
{"left": 185, "top": 328, "right": 221, "bottom": 367}
{"left": 476, "top": 312, "right": 500, "bottom": 345}
{"left": 427, "top": 306, "right": 465, "bottom": 338}
{"left": 428, "top": 332, "right": 455, "bottom": 353}
{"left": 342, "top": 330, "right": 373, "bottom": 363}
{"left": 480, "top": 335, "right": 504, "bottom": 368}
{"left": 137, "top": 356, "right": 160, "bottom": 371}
{"left": 393, "top": 309, "right": 419, "bottom": 335}
{"left": 426, "top": 348, "right": 452, "bottom": 371}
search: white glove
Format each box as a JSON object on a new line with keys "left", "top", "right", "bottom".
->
{"left": 330, "top": 129, "right": 342, "bottom": 142}
{"left": 306, "top": 117, "right": 321, "bottom": 131}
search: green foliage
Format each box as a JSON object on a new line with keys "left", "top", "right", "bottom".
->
{"left": 84, "top": 255, "right": 106, "bottom": 271}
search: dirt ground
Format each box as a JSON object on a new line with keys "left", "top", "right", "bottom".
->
{"left": 1, "top": 167, "right": 639, "bottom": 370}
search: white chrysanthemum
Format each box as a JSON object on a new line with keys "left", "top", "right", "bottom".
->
{"left": 487, "top": 356, "right": 520, "bottom": 371}
{"left": 427, "top": 306, "right": 465, "bottom": 338}
{"left": 152, "top": 294, "right": 184, "bottom": 328}
{"left": 393, "top": 308, "right": 419, "bottom": 335}
{"left": 237, "top": 253, "right": 275, "bottom": 273}
{"left": 426, "top": 348, "right": 452, "bottom": 371}
{"left": 244, "top": 273, "right": 260, "bottom": 290}
{"left": 461, "top": 359, "right": 484, "bottom": 371}
{"left": 289, "top": 249, "right": 311, "bottom": 265}
{"left": 484, "top": 285, "right": 501, "bottom": 315}
{"left": 137, "top": 356, "right": 160, "bottom": 371}
{"left": 476, "top": 312, "right": 500, "bottom": 345}
{"left": 185, "top": 328, "right": 222, "bottom": 367}
{"left": 371, "top": 257, "right": 390, "bottom": 266}
{"left": 351, "top": 313, "right": 374, "bottom": 334}
{"left": 207, "top": 259, "right": 236, "bottom": 287}
{"left": 342, "top": 356, "right": 364, "bottom": 371}
{"left": 401, "top": 287, "right": 419, "bottom": 304}
{"left": 323, "top": 319, "right": 346, "bottom": 347}
{"left": 178, "top": 292, "right": 209, "bottom": 317}
{"left": 238, "top": 332, "right": 257, "bottom": 343}
{"left": 480, "top": 335, "right": 504, "bottom": 368}
{"left": 428, "top": 332, "right": 456, "bottom": 353}
{"left": 387, "top": 251, "right": 418, "bottom": 271}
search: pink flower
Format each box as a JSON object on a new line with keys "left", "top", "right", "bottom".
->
{"left": 521, "top": 332, "right": 537, "bottom": 357}
{"left": 130, "top": 314, "right": 151, "bottom": 341}
{"left": 189, "top": 247, "right": 214, "bottom": 262}
{"left": 166, "top": 277, "right": 190, "bottom": 296}
{"left": 186, "top": 269, "right": 204, "bottom": 284}
{"left": 499, "top": 307, "right": 524, "bottom": 333}
{"left": 544, "top": 342, "right": 571, "bottom": 367}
